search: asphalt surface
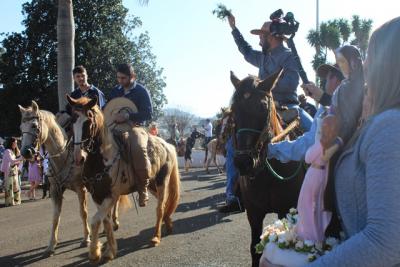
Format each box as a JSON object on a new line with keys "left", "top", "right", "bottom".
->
{"left": 0, "top": 168, "right": 276, "bottom": 267}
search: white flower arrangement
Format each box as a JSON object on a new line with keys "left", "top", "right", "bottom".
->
{"left": 255, "top": 208, "right": 341, "bottom": 262}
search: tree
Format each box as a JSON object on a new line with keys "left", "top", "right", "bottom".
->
{"left": 160, "top": 108, "right": 194, "bottom": 140}
{"left": 307, "top": 15, "right": 373, "bottom": 72}
{"left": 351, "top": 15, "right": 373, "bottom": 59}
{"left": 0, "top": 0, "right": 166, "bottom": 136}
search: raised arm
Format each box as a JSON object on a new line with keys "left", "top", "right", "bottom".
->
{"left": 229, "top": 15, "right": 262, "bottom": 68}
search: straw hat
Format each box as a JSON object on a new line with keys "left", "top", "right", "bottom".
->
{"left": 103, "top": 97, "right": 138, "bottom": 131}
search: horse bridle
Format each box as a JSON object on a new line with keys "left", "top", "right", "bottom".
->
{"left": 21, "top": 115, "right": 42, "bottom": 152}
{"left": 73, "top": 113, "right": 97, "bottom": 153}
{"left": 233, "top": 94, "right": 274, "bottom": 160}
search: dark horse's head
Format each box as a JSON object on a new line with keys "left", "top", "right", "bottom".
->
{"left": 66, "top": 95, "right": 103, "bottom": 166}
{"left": 230, "top": 70, "right": 282, "bottom": 176}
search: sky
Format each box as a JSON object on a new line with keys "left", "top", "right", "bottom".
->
{"left": 1, "top": 0, "right": 399, "bottom": 118}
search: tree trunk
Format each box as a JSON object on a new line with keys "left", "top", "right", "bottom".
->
{"left": 57, "top": 0, "right": 75, "bottom": 111}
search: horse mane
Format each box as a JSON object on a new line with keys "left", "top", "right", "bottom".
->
{"left": 269, "top": 100, "right": 283, "bottom": 137}
{"left": 72, "top": 97, "right": 108, "bottom": 151}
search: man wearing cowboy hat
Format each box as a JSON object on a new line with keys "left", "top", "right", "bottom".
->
{"left": 228, "top": 14, "right": 313, "bottom": 131}
{"left": 109, "top": 63, "right": 153, "bottom": 207}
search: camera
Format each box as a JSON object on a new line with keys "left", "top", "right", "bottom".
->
{"left": 269, "top": 9, "right": 299, "bottom": 37}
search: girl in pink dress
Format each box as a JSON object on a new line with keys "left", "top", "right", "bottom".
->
{"left": 295, "top": 117, "right": 332, "bottom": 242}
{"left": 28, "top": 154, "right": 42, "bottom": 200}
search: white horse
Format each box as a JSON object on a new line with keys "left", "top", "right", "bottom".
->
{"left": 18, "top": 101, "right": 125, "bottom": 256}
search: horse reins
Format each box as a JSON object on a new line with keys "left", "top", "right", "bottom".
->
{"left": 233, "top": 94, "right": 303, "bottom": 180}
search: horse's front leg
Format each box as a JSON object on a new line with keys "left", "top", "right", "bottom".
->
{"left": 247, "top": 210, "right": 266, "bottom": 267}
{"left": 77, "top": 185, "right": 91, "bottom": 247}
{"left": 44, "top": 184, "right": 64, "bottom": 256}
{"left": 89, "top": 197, "right": 115, "bottom": 264}
{"left": 112, "top": 196, "right": 120, "bottom": 231}
{"left": 102, "top": 197, "right": 119, "bottom": 262}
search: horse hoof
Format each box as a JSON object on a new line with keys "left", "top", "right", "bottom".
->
{"left": 80, "top": 240, "right": 90, "bottom": 248}
{"left": 151, "top": 237, "right": 161, "bottom": 247}
{"left": 113, "top": 223, "right": 119, "bottom": 232}
{"left": 166, "top": 226, "right": 173, "bottom": 235}
{"left": 89, "top": 255, "right": 101, "bottom": 265}
{"left": 43, "top": 249, "right": 55, "bottom": 258}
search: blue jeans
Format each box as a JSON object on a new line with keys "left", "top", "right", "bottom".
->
{"left": 225, "top": 138, "right": 239, "bottom": 204}
{"left": 286, "top": 104, "right": 313, "bottom": 132}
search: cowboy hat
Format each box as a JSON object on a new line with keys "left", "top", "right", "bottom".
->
{"left": 103, "top": 97, "right": 138, "bottom": 131}
{"left": 317, "top": 63, "right": 344, "bottom": 80}
{"left": 250, "top": 21, "right": 271, "bottom": 35}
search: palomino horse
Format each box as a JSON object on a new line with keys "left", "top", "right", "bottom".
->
{"left": 67, "top": 96, "right": 180, "bottom": 263}
{"left": 230, "top": 71, "right": 305, "bottom": 267}
{"left": 204, "top": 111, "right": 232, "bottom": 173}
{"left": 18, "top": 101, "right": 126, "bottom": 256}
{"left": 204, "top": 138, "right": 223, "bottom": 173}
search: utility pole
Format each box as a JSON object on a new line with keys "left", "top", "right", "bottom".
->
{"left": 316, "top": 0, "right": 320, "bottom": 30}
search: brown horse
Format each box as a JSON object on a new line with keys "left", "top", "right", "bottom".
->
{"left": 67, "top": 96, "right": 180, "bottom": 263}
{"left": 230, "top": 71, "right": 305, "bottom": 267}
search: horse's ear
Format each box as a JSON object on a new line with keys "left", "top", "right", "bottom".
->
{"left": 230, "top": 71, "right": 240, "bottom": 90}
{"left": 66, "top": 94, "right": 77, "bottom": 106}
{"left": 31, "top": 100, "right": 39, "bottom": 113}
{"left": 257, "top": 68, "right": 283, "bottom": 93}
{"left": 87, "top": 96, "right": 98, "bottom": 109}
{"left": 18, "top": 104, "right": 27, "bottom": 114}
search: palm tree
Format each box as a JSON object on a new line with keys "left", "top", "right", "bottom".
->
{"left": 351, "top": 15, "right": 373, "bottom": 59}
{"left": 57, "top": 0, "right": 75, "bottom": 111}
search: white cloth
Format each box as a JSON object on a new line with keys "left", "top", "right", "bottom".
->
{"left": 204, "top": 122, "right": 213, "bottom": 138}
{"left": 262, "top": 242, "right": 309, "bottom": 267}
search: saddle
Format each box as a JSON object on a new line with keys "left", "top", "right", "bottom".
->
{"left": 274, "top": 101, "right": 299, "bottom": 125}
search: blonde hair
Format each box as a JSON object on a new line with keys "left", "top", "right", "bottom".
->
{"left": 367, "top": 17, "right": 400, "bottom": 115}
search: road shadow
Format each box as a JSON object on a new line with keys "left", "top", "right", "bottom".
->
{"left": 176, "top": 193, "right": 225, "bottom": 213}
{"left": 180, "top": 168, "right": 225, "bottom": 182}
{"left": 0, "top": 237, "right": 88, "bottom": 267}
{"left": 117, "top": 209, "right": 236, "bottom": 259}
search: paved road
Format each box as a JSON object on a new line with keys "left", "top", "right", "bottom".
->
{"left": 0, "top": 168, "right": 276, "bottom": 267}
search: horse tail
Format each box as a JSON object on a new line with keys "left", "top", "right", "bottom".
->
{"left": 118, "top": 194, "right": 132, "bottom": 212}
{"left": 164, "top": 155, "right": 181, "bottom": 219}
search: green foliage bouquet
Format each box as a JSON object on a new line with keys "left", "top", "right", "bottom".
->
{"left": 212, "top": 4, "right": 232, "bottom": 21}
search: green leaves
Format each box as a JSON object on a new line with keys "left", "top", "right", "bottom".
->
{"left": 0, "top": 0, "right": 167, "bottom": 136}
{"left": 307, "top": 15, "right": 373, "bottom": 71}
{"left": 212, "top": 4, "right": 232, "bottom": 21}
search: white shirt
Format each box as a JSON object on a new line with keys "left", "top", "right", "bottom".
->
{"left": 204, "top": 122, "right": 213, "bottom": 138}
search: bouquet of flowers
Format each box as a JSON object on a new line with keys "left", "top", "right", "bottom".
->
{"left": 212, "top": 4, "right": 232, "bottom": 21}
{"left": 255, "top": 208, "right": 340, "bottom": 264}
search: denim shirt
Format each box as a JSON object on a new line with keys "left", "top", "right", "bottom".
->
{"left": 108, "top": 82, "right": 152, "bottom": 125}
{"left": 232, "top": 28, "right": 299, "bottom": 104}
{"left": 267, "top": 106, "right": 327, "bottom": 162}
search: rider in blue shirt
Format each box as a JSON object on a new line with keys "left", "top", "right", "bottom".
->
{"left": 228, "top": 14, "right": 313, "bottom": 131}
{"left": 109, "top": 63, "right": 152, "bottom": 207}
{"left": 67, "top": 65, "right": 106, "bottom": 114}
